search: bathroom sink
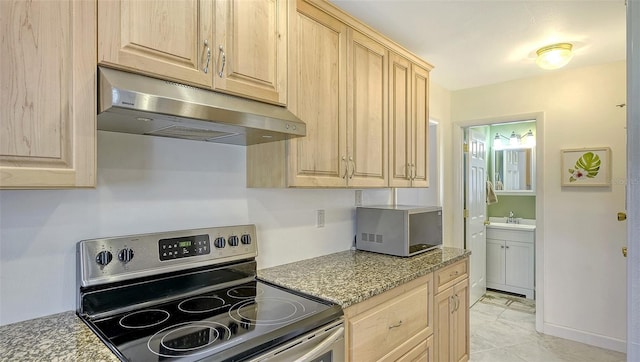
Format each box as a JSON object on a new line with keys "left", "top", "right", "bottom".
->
{"left": 487, "top": 222, "right": 536, "bottom": 231}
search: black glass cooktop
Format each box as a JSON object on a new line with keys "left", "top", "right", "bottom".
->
{"left": 83, "top": 280, "right": 341, "bottom": 362}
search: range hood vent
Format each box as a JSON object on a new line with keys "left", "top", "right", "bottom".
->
{"left": 97, "top": 67, "right": 306, "bottom": 145}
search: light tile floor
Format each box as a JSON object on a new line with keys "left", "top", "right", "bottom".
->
{"left": 470, "top": 300, "right": 626, "bottom": 362}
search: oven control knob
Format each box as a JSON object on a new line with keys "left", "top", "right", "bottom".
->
{"left": 228, "top": 322, "right": 238, "bottom": 335}
{"left": 228, "top": 235, "right": 239, "bottom": 247}
{"left": 214, "top": 237, "right": 226, "bottom": 248}
{"left": 96, "top": 251, "right": 113, "bottom": 266}
{"left": 118, "top": 248, "right": 134, "bottom": 263}
{"left": 241, "top": 234, "right": 252, "bottom": 245}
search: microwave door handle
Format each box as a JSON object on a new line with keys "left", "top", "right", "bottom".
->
{"left": 293, "top": 326, "right": 344, "bottom": 362}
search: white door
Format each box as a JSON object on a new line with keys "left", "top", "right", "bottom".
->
{"left": 627, "top": 1, "right": 639, "bottom": 359}
{"left": 465, "top": 126, "right": 488, "bottom": 305}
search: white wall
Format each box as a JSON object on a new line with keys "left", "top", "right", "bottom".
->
{"left": 0, "top": 79, "right": 451, "bottom": 326}
{"left": 452, "top": 61, "right": 627, "bottom": 351}
{"left": 0, "top": 131, "right": 356, "bottom": 325}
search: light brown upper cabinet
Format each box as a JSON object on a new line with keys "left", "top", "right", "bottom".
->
{"left": 389, "top": 52, "right": 430, "bottom": 188}
{"left": 247, "top": 1, "right": 388, "bottom": 188}
{"left": 98, "top": 0, "right": 286, "bottom": 105}
{"left": 284, "top": 0, "right": 348, "bottom": 187}
{"left": 1, "top": 0, "right": 96, "bottom": 189}
{"left": 98, "top": 0, "right": 214, "bottom": 88}
{"left": 346, "top": 30, "right": 388, "bottom": 188}
{"left": 247, "top": 0, "right": 431, "bottom": 189}
{"left": 215, "top": 0, "right": 287, "bottom": 105}
{"left": 247, "top": 0, "right": 348, "bottom": 187}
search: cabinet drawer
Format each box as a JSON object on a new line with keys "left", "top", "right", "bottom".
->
{"left": 349, "top": 284, "right": 429, "bottom": 361}
{"left": 486, "top": 228, "right": 534, "bottom": 243}
{"left": 396, "top": 335, "right": 433, "bottom": 362}
{"left": 435, "top": 260, "right": 468, "bottom": 293}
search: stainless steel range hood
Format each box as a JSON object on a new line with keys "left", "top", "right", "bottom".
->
{"left": 97, "top": 67, "right": 305, "bottom": 145}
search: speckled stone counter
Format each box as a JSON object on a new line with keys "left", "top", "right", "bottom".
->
{"left": 0, "top": 311, "right": 118, "bottom": 362}
{"left": 257, "top": 247, "right": 470, "bottom": 308}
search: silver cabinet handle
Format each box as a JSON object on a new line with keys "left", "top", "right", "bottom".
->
{"left": 202, "top": 40, "right": 211, "bottom": 74}
{"left": 388, "top": 320, "right": 403, "bottom": 330}
{"left": 217, "top": 45, "right": 226, "bottom": 78}
{"left": 450, "top": 296, "right": 456, "bottom": 314}
{"left": 341, "top": 156, "right": 348, "bottom": 179}
{"left": 455, "top": 294, "right": 460, "bottom": 311}
{"left": 349, "top": 156, "right": 355, "bottom": 179}
{"left": 411, "top": 163, "right": 416, "bottom": 180}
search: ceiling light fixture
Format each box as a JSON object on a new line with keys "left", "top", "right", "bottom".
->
{"left": 535, "top": 43, "right": 573, "bottom": 70}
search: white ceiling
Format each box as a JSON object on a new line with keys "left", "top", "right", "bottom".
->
{"left": 330, "top": 0, "right": 627, "bottom": 91}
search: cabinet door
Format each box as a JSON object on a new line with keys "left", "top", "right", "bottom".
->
{"left": 452, "top": 279, "right": 470, "bottom": 362}
{"left": 346, "top": 29, "right": 387, "bottom": 188}
{"left": 486, "top": 239, "right": 506, "bottom": 284}
{"left": 411, "top": 63, "right": 430, "bottom": 187}
{"left": 286, "top": 0, "right": 347, "bottom": 187}
{"left": 505, "top": 240, "right": 535, "bottom": 289}
{"left": 434, "top": 286, "right": 453, "bottom": 362}
{"left": 435, "top": 279, "right": 469, "bottom": 362}
{"left": 215, "top": 0, "right": 287, "bottom": 105}
{"left": 389, "top": 52, "right": 412, "bottom": 187}
{"left": 1, "top": 0, "right": 96, "bottom": 188}
{"left": 98, "top": 0, "right": 213, "bottom": 87}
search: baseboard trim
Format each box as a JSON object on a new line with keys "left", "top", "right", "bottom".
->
{"left": 543, "top": 322, "right": 626, "bottom": 353}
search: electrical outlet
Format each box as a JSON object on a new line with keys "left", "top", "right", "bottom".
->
{"left": 355, "top": 190, "right": 363, "bottom": 206}
{"left": 317, "top": 209, "right": 325, "bottom": 228}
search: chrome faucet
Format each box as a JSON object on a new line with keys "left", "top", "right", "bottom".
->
{"left": 507, "top": 211, "right": 515, "bottom": 223}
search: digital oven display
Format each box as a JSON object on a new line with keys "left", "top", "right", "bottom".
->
{"left": 158, "top": 235, "right": 210, "bottom": 261}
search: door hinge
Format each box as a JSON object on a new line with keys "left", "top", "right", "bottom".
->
{"left": 463, "top": 209, "right": 469, "bottom": 218}
{"left": 463, "top": 143, "right": 469, "bottom": 153}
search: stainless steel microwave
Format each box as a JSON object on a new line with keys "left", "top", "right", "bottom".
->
{"left": 356, "top": 205, "right": 443, "bottom": 257}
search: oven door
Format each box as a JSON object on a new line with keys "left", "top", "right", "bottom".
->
{"left": 247, "top": 320, "right": 344, "bottom": 362}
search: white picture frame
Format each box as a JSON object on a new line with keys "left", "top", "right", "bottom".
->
{"left": 561, "top": 147, "right": 611, "bottom": 187}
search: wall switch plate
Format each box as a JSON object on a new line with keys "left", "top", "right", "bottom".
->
{"left": 317, "top": 209, "right": 325, "bottom": 228}
{"left": 355, "top": 190, "right": 363, "bottom": 206}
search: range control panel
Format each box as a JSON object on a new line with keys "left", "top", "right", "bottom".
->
{"left": 159, "top": 234, "right": 211, "bottom": 261}
{"left": 78, "top": 225, "right": 257, "bottom": 287}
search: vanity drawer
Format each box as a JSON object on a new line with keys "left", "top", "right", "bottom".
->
{"left": 487, "top": 228, "right": 535, "bottom": 243}
{"left": 435, "top": 260, "right": 468, "bottom": 293}
{"left": 348, "top": 283, "right": 429, "bottom": 361}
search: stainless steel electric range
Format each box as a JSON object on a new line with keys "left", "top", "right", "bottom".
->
{"left": 76, "top": 225, "right": 344, "bottom": 361}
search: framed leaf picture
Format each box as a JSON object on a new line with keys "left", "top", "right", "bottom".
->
{"left": 561, "top": 147, "right": 611, "bottom": 186}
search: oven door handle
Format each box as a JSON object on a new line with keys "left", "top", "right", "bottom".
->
{"left": 293, "top": 326, "right": 344, "bottom": 362}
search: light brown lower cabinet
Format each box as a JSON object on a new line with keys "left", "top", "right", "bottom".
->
{"left": 342, "top": 257, "right": 469, "bottom": 362}
{"left": 344, "top": 274, "right": 434, "bottom": 361}
{"left": 434, "top": 260, "right": 470, "bottom": 362}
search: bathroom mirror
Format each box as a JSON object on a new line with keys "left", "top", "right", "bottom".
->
{"left": 492, "top": 148, "right": 535, "bottom": 194}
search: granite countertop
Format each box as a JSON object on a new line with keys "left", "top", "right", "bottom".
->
{"left": 0, "top": 311, "right": 119, "bottom": 362}
{"left": 258, "top": 247, "right": 470, "bottom": 308}
{"left": 0, "top": 247, "right": 468, "bottom": 360}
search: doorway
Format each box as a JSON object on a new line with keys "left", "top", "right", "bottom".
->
{"left": 454, "top": 112, "right": 544, "bottom": 331}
